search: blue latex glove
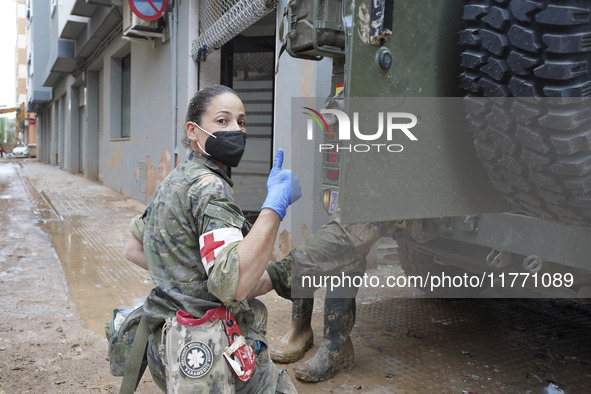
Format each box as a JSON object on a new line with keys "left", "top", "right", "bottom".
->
{"left": 261, "top": 149, "right": 302, "bottom": 220}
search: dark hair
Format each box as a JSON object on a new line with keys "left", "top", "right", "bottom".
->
{"left": 182, "top": 84, "right": 238, "bottom": 149}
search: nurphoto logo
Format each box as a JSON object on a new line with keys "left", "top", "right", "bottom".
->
{"left": 303, "top": 107, "right": 419, "bottom": 153}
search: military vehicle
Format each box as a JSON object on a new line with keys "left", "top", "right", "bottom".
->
{"left": 283, "top": 0, "right": 591, "bottom": 298}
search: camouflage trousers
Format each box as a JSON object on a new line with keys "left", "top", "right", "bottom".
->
{"left": 147, "top": 299, "right": 296, "bottom": 393}
{"left": 268, "top": 218, "right": 395, "bottom": 299}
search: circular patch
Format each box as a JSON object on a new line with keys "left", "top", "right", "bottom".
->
{"left": 179, "top": 341, "right": 214, "bottom": 378}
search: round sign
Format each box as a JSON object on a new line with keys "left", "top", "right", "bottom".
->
{"left": 129, "top": 0, "right": 168, "bottom": 21}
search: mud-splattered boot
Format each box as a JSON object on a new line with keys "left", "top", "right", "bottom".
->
{"left": 270, "top": 298, "right": 314, "bottom": 363}
{"left": 295, "top": 297, "right": 356, "bottom": 382}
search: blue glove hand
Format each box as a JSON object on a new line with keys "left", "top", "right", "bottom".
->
{"left": 261, "top": 149, "right": 302, "bottom": 220}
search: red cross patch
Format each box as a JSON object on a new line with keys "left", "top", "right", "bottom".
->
{"left": 199, "top": 227, "right": 243, "bottom": 274}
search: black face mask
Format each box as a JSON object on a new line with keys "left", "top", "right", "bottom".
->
{"left": 194, "top": 123, "right": 247, "bottom": 167}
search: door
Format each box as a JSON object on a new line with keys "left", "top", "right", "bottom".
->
{"left": 221, "top": 31, "right": 275, "bottom": 216}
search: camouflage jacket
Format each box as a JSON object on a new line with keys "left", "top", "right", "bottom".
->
{"left": 141, "top": 151, "right": 254, "bottom": 330}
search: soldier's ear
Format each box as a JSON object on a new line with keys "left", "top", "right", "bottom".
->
{"left": 186, "top": 122, "right": 198, "bottom": 140}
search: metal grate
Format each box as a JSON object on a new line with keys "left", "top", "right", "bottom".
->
{"left": 192, "top": 0, "right": 276, "bottom": 62}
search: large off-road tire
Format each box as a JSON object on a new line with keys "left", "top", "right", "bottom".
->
{"left": 460, "top": 0, "right": 591, "bottom": 225}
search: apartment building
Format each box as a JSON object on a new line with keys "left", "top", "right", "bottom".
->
{"left": 26, "top": 0, "right": 332, "bottom": 243}
{"left": 16, "top": 0, "right": 26, "bottom": 107}
{"left": 14, "top": 0, "right": 37, "bottom": 152}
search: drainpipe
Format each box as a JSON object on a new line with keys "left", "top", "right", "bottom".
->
{"left": 171, "top": 0, "right": 179, "bottom": 167}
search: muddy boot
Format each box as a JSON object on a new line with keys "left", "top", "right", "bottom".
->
{"left": 270, "top": 298, "right": 314, "bottom": 363}
{"left": 295, "top": 297, "right": 356, "bottom": 382}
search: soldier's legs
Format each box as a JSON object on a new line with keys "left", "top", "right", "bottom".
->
{"left": 270, "top": 220, "right": 391, "bottom": 380}
{"left": 291, "top": 220, "right": 387, "bottom": 295}
{"left": 270, "top": 220, "right": 361, "bottom": 364}
{"left": 294, "top": 256, "right": 364, "bottom": 382}
{"left": 294, "top": 297, "right": 356, "bottom": 382}
{"left": 270, "top": 298, "right": 314, "bottom": 363}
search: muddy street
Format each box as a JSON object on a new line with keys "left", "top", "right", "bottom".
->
{"left": 1, "top": 159, "right": 590, "bottom": 393}
{"left": 0, "top": 160, "right": 154, "bottom": 393}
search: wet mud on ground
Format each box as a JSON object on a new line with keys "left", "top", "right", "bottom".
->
{"left": 1, "top": 159, "right": 591, "bottom": 393}
{"left": 0, "top": 161, "right": 150, "bottom": 393}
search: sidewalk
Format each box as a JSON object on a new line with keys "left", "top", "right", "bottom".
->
{"left": 21, "top": 160, "right": 154, "bottom": 335}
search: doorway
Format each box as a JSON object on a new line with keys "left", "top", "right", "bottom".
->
{"left": 221, "top": 14, "right": 275, "bottom": 216}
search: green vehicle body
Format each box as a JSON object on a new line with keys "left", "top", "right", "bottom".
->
{"left": 285, "top": 0, "right": 591, "bottom": 298}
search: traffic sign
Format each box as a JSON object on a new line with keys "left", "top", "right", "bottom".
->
{"left": 129, "top": 0, "right": 167, "bottom": 21}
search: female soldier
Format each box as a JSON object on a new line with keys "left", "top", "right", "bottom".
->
{"left": 137, "top": 84, "right": 300, "bottom": 392}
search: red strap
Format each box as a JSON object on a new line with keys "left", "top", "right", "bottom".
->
{"left": 176, "top": 308, "right": 217, "bottom": 326}
{"left": 211, "top": 305, "right": 256, "bottom": 382}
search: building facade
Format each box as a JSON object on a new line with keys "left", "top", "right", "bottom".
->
{"left": 26, "top": 0, "right": 332, "bottom": 247}
{"left": 16, "top": 0, "right": 37, "bottom": 152}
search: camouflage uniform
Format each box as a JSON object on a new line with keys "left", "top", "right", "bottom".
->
{"left": 266, "top": 212, "right": 394, "bottom": 381}
{"left": 267, "top": 216, "right": 393, "bottom": 299}
{"left": 139, "top": 151, "right": 294, "bottom": 393}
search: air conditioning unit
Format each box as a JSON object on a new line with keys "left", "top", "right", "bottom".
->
{"left": 122, "top": 0, "right": 166, "bottom": 41}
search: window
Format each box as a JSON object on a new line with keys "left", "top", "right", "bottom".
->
{"left": 120, "top": 54, "right": 131, "bottom": 139}
{"left": 108, "top": 49, "right": 131, "bottom": 140}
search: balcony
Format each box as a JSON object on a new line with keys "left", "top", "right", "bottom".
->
{"left": 27, "top": 90, "right": 52, "bottom": 111}
{"left": 60, "top": 15, "right": 89, "bottom": 40}
{"left": 43, "top": 39, "right": 77, "bottom": 87}
{"left": 75, "top": 6, "right": 122, "bottom": 58}
{"left": 71, "top": 0, "right": 97, "bottom": 17}
{"left": 87, "top": 0, "right": 114, "bottom": 5}
{"left": 71, "top": 0, "right": 113, "bottom": 17}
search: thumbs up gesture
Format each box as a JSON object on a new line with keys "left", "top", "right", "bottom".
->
{"left": 261, "top": 149, "right": 302, "bottom": 220}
